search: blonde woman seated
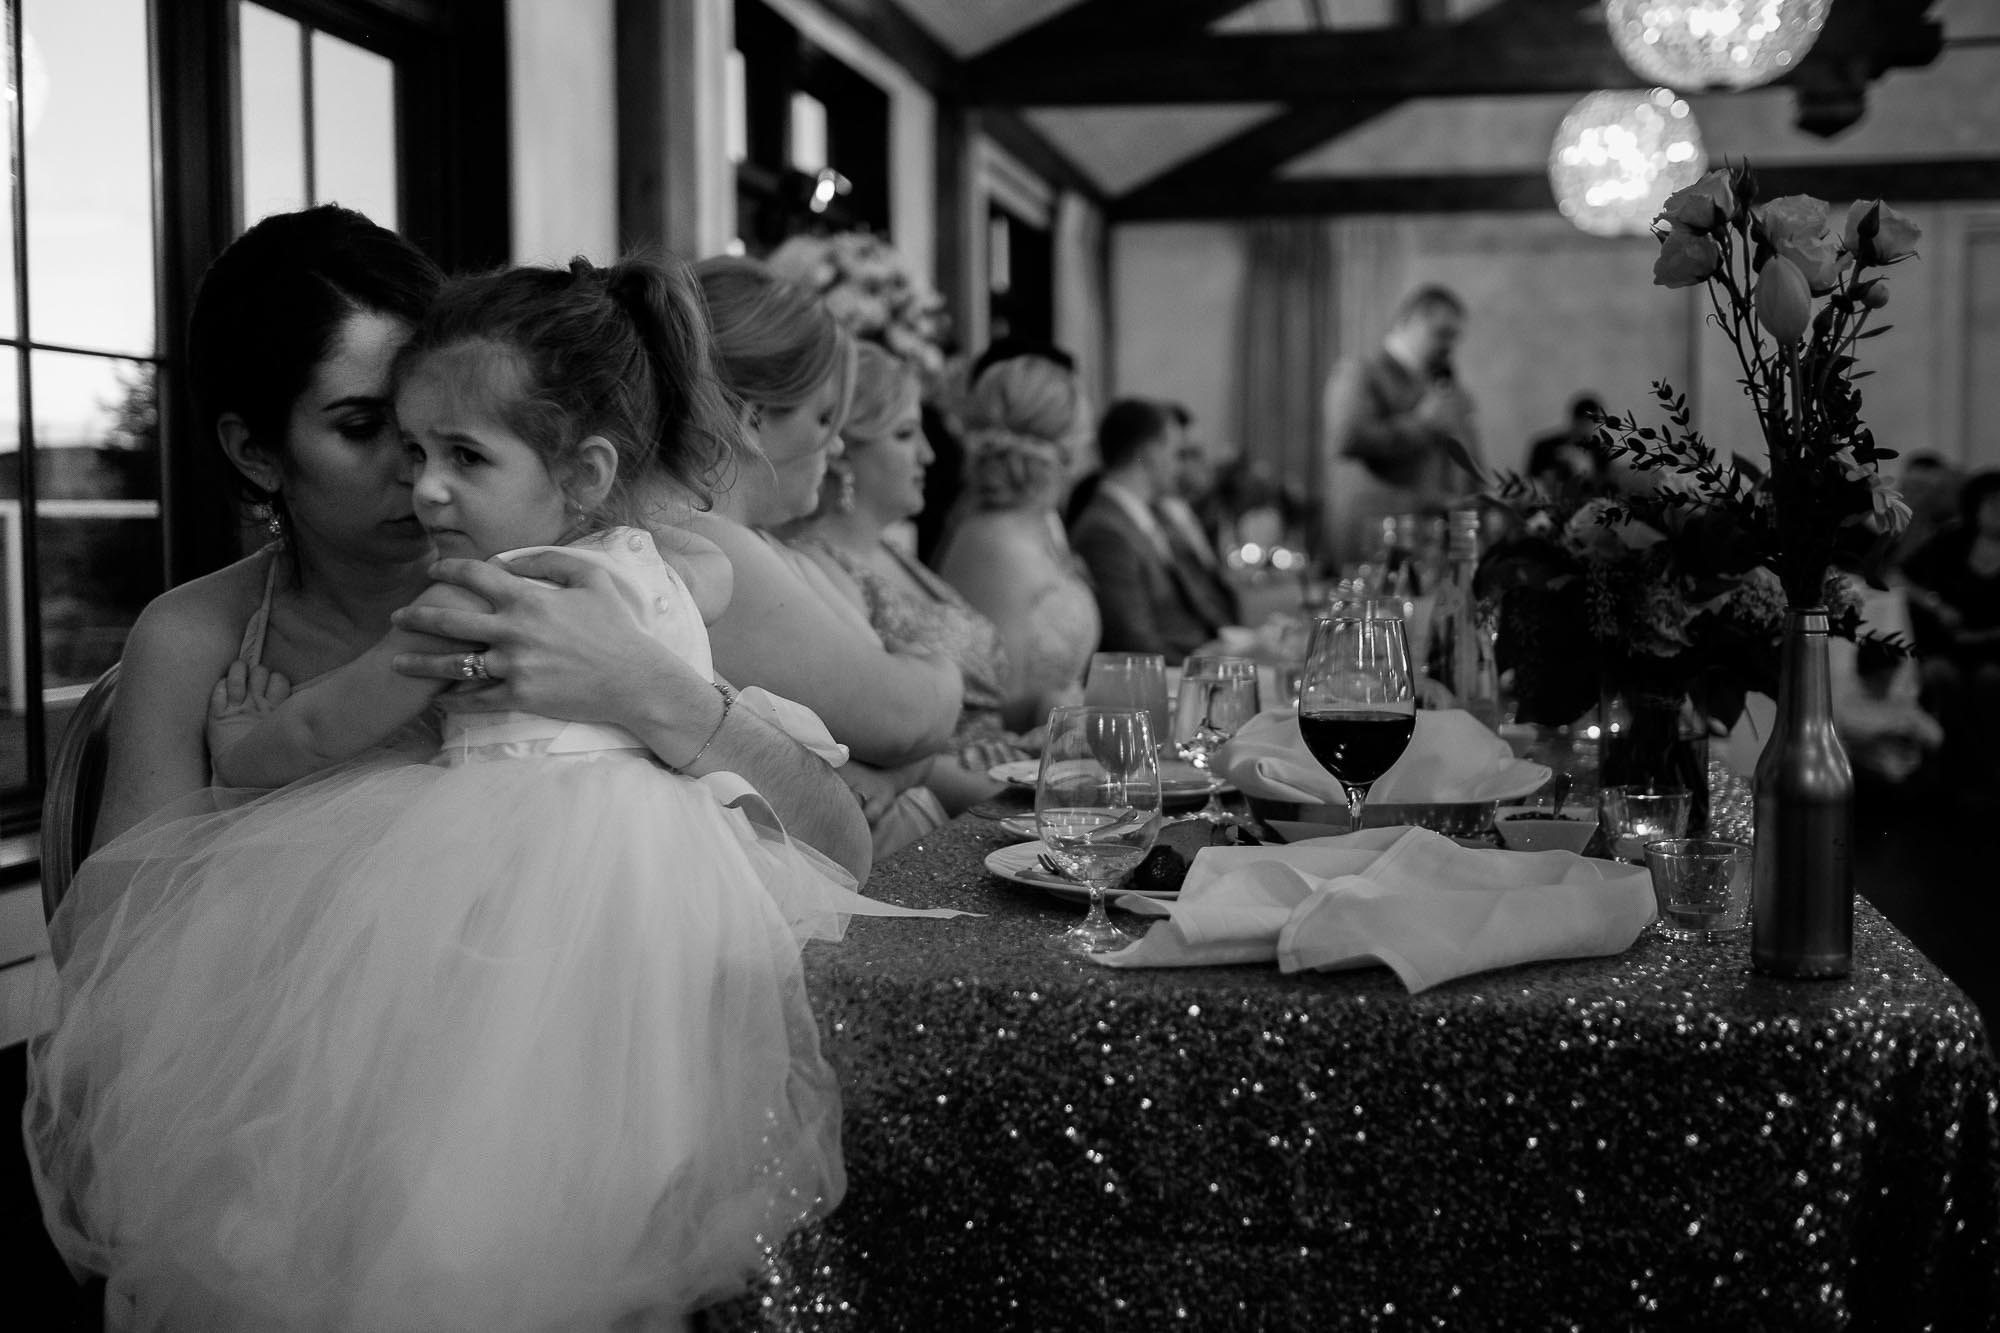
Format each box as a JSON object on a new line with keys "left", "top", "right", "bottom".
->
{"left": 934, "top": 355, "right": 1100, "bottom": 732}
{"left": 788, "top": 344, "right": 1019, "bottom": 814}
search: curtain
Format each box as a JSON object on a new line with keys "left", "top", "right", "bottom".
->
{"left": 1234, "top": 219, "right": 1334, "bottom": 522}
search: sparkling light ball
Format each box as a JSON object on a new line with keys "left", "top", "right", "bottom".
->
{"left": 1548, "top": 88, "right": 1708, "bottom": 238}
{"left": 1603, "top": 0, "right": 1832, "bottom": 91}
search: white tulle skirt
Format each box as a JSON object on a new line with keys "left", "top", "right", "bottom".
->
{"left": 27, "top": 746, "right": 850, "bottom": 1332}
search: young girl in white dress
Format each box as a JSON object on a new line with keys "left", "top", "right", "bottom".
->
{"left": 28, "top": 258, "right": 870, "bottom": 1331}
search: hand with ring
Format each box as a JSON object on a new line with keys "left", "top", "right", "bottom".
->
{"left": 458, "top": 652, "right": 494, "bottom": 682}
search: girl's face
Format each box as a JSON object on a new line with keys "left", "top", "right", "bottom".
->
{"left": 849, "top": 394, "right": 931, "bottom": 524}
{"left": 753, "top": 371, "right": 845, "bottom": 523}
{"left": 273, "top": 312, "right": 433, "bottom": 567}
{"left": 397, "top": 357, "right": 571, "bottom": 561}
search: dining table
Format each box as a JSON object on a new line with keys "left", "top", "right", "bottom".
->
{"left": 720, "top": 806, "right": 2000, "bottom": 1332}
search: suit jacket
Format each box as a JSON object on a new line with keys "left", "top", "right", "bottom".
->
{"left": 1070, "top": 490, "right": 1224, "bottom": 661}
{"left": 1320, "top": 349, "right": 1481, "bottom": 567}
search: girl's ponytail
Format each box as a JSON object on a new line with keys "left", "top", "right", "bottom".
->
{"left": 603, "top": 257, "right": 740, "bottom": 509}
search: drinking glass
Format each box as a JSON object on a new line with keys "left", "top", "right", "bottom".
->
{"left": 1297, "top": 601, "right": 1417, "bottom": 829}
{"left": 1643, "top": 838, "right": 1753, "bottom": 940}
{"left": 1036, "top": 706, "right": 1163, "bottom": 956}
{"left": 1083, "top": 652, "right": 1171, "bottom": 750}
{"left": 1599, "top": 786, "right": 1692, "bottom": 863}
{"left": 1172, "top": 654, "right": 1261, "bottom": 822}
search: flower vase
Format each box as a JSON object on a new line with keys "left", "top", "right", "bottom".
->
{"left": 1752, "top": 607, "right": 1854, "bottom": 978}
{"left": 1599, "top": 689, "right": 1709, "bottom": 835}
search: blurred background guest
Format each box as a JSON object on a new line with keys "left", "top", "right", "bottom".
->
{"left": 1887, "top": 452, "right": 1965, "bottom": 576}
{"left": 1902, "top": 468, "right": 2000, "bottom": 794}
{"left": 1525, "top": 393, "right": 1609, "bottom": 492}
{"left": 676, "top": 257, "right": 965, "bottom": 852}
{"left": 1155, "top": 402, "right": 1241, "bottom": 627}
{"left": 935, "top": 354, "right": 1099, "bottom": 732}
{"left": 1070, "top": 397, "right": 1230, "bottom": 659}
{"left": 1319, "top": 283, "right": 1482, "bottom": 568}
{"left": 788, "top": 342, "right": 1016, "bottom": 815}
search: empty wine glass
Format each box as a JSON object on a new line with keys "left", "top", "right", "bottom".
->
{"left": 1297, "top": 601, "right": 1417, "bottom": 830}
{"left": 1172, "top": 654, "right": 1261, "bottom": 822}
{"left": 1035, "top": 705, "right": 1163, "bottom": 956}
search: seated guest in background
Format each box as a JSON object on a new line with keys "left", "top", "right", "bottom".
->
{"left": 789, "top": 342, "right": 1017, "bottom": 816}
{"left": 1887, "top": 452, "right": 1964, "bottom": 577}
{"left": 1902, "top": 468, "right": 2000, "bottom": 792}
{"left": 1070, "top": 398, "right": 1231, "bottom": 660}
{"left": 1156, "top": 402, "right": 1241, "bottom": 627}
{"left": 935, "top": 355, "right": 1100, "bottom": 732}
{"left": 676, "top": 258, "right": 966, "bottom": 848}
{"left": 1525, "top": 393, "right": 1608, "bottom": 491}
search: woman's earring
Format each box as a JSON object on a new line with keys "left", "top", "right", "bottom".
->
{"left": 830, "top": 459, "right": 857, "bottom": 514}
{"left": 251, "top": 493, "right": 284, "bottom": 539}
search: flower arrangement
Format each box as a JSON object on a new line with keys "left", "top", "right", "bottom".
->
{"left": 766, "top": 231, "right": 950, "bottom": 377}
{"left": 1616, "top": 163, "right": 1916, "bottom": 606}
{"left": 1476, "top": 477, "right": 1862, "bottom": 732}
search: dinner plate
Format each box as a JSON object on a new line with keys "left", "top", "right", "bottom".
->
{"left": 982, "top": 840, "right": 1182, "bottom": 906}
{"left": 985, "top": 757, "right": 1236, "bottom": 800}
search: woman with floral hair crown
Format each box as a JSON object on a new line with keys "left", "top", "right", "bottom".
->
{"left": 934, "top": 353, "right": 1100, "bottom": 731}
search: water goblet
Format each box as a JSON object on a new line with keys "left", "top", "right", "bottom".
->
{"left": 1083, "top": 652, "right": 1171, "bottom": 751}
{"left": 1035, "top": 705, "right": 1163, "bottom": 956}
{"left": 1172, "top": 654, "right": 1260, "bottom": 822}
{"left": 1297, "top": 600, "right": 1417, "bottom": 830}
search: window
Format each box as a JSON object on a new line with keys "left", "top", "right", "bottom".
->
{"left": 0, "top": 0, "right": 163, "bottom": 820}
{"left": 0, "top": 0, "right": 505, "bottom": 839}
{"left": 732, "top": 0, "right": 890, "bottom": 255}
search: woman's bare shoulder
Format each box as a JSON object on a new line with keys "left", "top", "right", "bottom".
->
{"left": 124, "top": 550, "right": 275, "bottom": 666}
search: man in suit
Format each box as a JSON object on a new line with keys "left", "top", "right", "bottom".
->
{"left": 1156, "top": 403, "right": 1241, "bottom": 628}
{"left": 1070, "top": 398, "right": 1230, "bottom": 660}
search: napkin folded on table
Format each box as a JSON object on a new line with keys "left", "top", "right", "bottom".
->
{"left": 1215, "top": 707, "right": 1548, "bottom": 806}
{"left": 1094, "top": 826, "right": 1654, "bottom": 992}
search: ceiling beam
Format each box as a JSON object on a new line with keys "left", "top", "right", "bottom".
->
{"left": 1115, "top": 99, "right": 1402, "bottom": 218}
{"left": 1109, "top": 158, "right": 2000, "bottom": 221}
{"left": 965, "top": 0, "right": 1942, "bottom": 106}
{"left": 969, "top": 0, "right": 1264, "bottom": 74}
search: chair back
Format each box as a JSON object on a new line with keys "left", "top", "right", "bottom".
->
{"left": 41, "top": 662, "right": 119, "bottom": 920}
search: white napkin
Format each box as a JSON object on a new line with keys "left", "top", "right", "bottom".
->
{"left": 1092, "top": 827, "right": 1654, "bottom": 993}
{"left": 1215, "top": 708, "right": 1549, "bottom": 806}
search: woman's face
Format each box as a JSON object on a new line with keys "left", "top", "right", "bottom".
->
{"left": 848, "top": 394, "right": 930, "bottom": 524}
{"left": 272, "top": 311, "right": 431, "bottom": 568}
{"left": 751, "top": 371, "right": 844, "bottom": 523}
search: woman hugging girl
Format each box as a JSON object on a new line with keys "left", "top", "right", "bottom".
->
{"left": 29, "top": 256, "right": 864, "bottom": 1331}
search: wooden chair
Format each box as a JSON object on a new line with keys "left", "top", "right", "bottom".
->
{"left": 40, "top": 663, "right": 119, "bottom": 921}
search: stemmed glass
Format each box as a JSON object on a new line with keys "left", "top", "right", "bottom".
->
{"left": 1297, "top": 600, "right": 1417, "bottom": 830}
{"left": 1171, "top": 654, "right": 1261, "bottom": 823}
{"left": 1081, "top": 652, "right": 1171, "bottom": 752}
{"left": 1035, "top": 705, "right": 1163, "bottom": 956}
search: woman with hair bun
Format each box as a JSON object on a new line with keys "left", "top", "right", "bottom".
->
{"left": 934, "top": 354, "right": 1100, "bottom": 730}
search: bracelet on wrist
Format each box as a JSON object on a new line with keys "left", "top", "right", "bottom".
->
{"left": 667, "top": 679, "right": 736, "bottom": 774}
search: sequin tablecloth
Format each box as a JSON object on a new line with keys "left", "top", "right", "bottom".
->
{"left": 734, "top": 816, "right": 2000, "bottom": 1332}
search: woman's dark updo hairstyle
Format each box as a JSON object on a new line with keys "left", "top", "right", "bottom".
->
{"left": 396, "top": 253, "right": 739, "bottom": 522}
{"left": 187, "top": 205, "right": 442, "bottom": 509}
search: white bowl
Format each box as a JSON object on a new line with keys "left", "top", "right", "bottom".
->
{"left": 1493, "top": 805, "right": 1598, "bottom": 854}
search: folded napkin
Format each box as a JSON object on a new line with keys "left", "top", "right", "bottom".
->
{"left": 1093, "top": 827, "right": 1654, "bottom": 992}
{"left": 1215, "top": 708, "right": 1548, "bottom": 806}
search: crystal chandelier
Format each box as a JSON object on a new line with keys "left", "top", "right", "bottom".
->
{"left": 1603, "top": 0, "right": 1832, "bottom": 91}
{"left": 1548, "top": 88, "right": 1707, "bottom": 238}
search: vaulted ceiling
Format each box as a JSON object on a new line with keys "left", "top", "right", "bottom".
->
{"left": 823, "top": 0, "right": 1997, "bottom": 218}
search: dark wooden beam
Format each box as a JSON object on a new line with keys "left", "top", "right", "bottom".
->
{"left": 965, "top": 1, "right": 1941, "bottom": 106}
{"left": 971, "top": 0, "right": 1262, "bottom": 74}
{"left": 977, "top": 108, "right": 1106, "bottom": 205}
{"left": 1116, "top": 99, "right": 1399, "bottom": 217}
{"left": 1109, "top": 159, "right": 2000, "bottom": 220}
{"left": 807, "top": 0, "right": 956, "bottom": 94}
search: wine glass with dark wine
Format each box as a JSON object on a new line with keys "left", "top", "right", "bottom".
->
{"left": 1297, "top": 601, "right": 1416, "bottom": 831}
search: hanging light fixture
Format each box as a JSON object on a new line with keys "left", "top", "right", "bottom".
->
{"left": 1548, "top": 88, "right": 1707, "bottom": 238}
{"left": 1602, "top": 0, "right": 1831, "bottom": 91}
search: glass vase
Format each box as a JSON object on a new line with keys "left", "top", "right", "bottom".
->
{"left": 1599, "top": 687, "right": 1709, "bottom": 835}
{"left": 1751, "top": 606, "right": 1854, "bottom": 979}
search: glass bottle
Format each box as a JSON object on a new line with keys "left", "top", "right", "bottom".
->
{"left": 1423, "top": 507, "right": 1501, "bottom": 728}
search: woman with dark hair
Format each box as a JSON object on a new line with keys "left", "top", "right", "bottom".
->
{"left": 96, "top": 207, "right": 868, "bottom": 876}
